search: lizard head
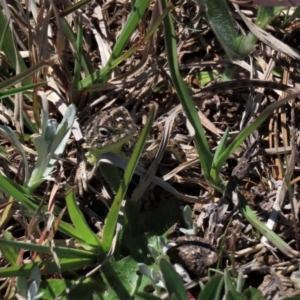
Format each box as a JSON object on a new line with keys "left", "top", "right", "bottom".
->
{"left": 82, "top": 107, "right": 138, "bottom": 159}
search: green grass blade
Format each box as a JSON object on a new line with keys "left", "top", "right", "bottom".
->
{"left": 210, "top": 128, "right": 229, "bottom": 188}
{"left": 0, "top": 174, "right": 35, "bottom": 207}
{"left": 1, "top": 231, "right": 18, "bottom": 265}
{"left": 79, "top": 1, "right": 169, "bottom": 89}
{"left": 0, "top": 82, "right": 46, "bottom": 99}
{"left": 237, "top": 190, "right": 299, "bottom": 258}
{"left": 65, "top": 187, "right": 101, "bottom": 248}
{"left": 101, "top": 107, "right": 156, "bottom": 251}
{"left": 212, "top": 90, "right": 300, "bottom": 182}
{"left": 0, "top": 56, "right": 57, "bottom": 91}
{"left": 79, "top": 0, "right": 150, "bottom": 87}
{"left": 100, "top": 0, "right": 150, "bottom": 83}
{"left": 60, "top": 18, "right": 94, "bottom": 75}
{"left": 162, "top": 0, "right": 213, "bottom": 180}
{"left": 0, "top": 238, "right": 95, "bottom": 259}
{"left": 60, "top": 0, "right": 93, "bottom": 17}
{"left": 0, "top": 258, "right": 94, "bottom": 277}
{"left": 281, "top": 6, "right": 300, "bottom": 27}
{"left": 0, "top": 14, "right": 10, "bottom": 51}
{"left": 223, "top": 270, "right": 236, "bottom": 295}
{"left": 0, "top": 176, "right": 88, "bottom": 241}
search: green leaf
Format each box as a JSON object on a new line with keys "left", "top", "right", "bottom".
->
{"left": 27, "top": 265, "right": 43, "bottom": 300}
{"left": 0, "top": 175, "right": 38, "bottom": 212}
{"left": 65, "top": 187, "right": 101, "bottom": 248}
{"left": 39, "top": 276, "right": 105, "bottom": 300}
{"left": 49, "top": 104, "right": 76, "bottom": 157}
{"left": 27, "top": 104, "right": 76, "bottom": 191}
{"left": 181, "top": 205, "right": 194, "bottom": 230}
{"left": 195, "top": 0, "right": 252, "bottom": 58}
{"left": 0, "top": 176, "right": 91, "bottom": 241}
{"left": 1, "top": 231, "right": 18, "bottom": 265}
{"left": 256, "top": 7, "right": 284, "bottom": 29}
{"left": 195, "top": 1, "right": 283, "bottom": 59}
{"left": 226, "top": 290, "right": 242, "bottom": 300}
{"left": 242, "top": 287, "right": 266, "bottom": 300}
{"left": 195, "top": 70, "right": 220, "bottom": 87}
{"left": 160, "top": 258, "right": 188, "bottom": 300}
{"left": 198, "top": 275, "right": 224, "bottom": 300}
{"left": 135, "top": 293, "right": 162, "bottom": 300}
{"left": 101, "top": 257, "right": 141, "bottom": 299}
{"left": 224, "top": 270, "right": 235, "bottom": 294}
{"left": 16, "top": 277, "right": 29, "bottom": 299}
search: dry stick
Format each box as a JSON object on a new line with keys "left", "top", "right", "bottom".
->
{"left": 194, "top": 79, "right": 293, "bottom": 100}
{"left": 289, "top": 104, "right": 300, "bottom": 251}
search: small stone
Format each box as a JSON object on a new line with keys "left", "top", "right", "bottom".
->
{"left": 167, "top": 236, "right": 218, "bottom": 278}
{"left": 290, "top": 271, "right": 300, "bottom": 290}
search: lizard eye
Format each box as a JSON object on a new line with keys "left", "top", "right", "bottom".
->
{"left": 98, "top": 127, "right": 111, "bottom": 138}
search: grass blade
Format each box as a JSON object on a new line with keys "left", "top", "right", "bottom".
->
{"left": 162, "top": 0, "right": 213, "bottom": 180}
{"left": 101, "top": 106, "right": 156, "bottom": 251}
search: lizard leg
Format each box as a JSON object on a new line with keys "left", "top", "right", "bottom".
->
{"left": 75, "top": 147, "right": 88, "bottom": 196}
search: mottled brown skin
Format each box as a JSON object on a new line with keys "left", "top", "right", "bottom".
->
{"left": 77, "top": 106, "right": 186, "bottom": 195}
{"left": 82, "top": 106, "right": 187, "bottom": 164}
{"left": 83, "top": 107, "right": 138, "bottom": 164}
{"left": 167, "top": 236, "right": 219, "bottom": 278}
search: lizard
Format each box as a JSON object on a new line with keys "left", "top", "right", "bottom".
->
{"left": 76, "top": 106, "right": 186, "bottom": 196}
{"left": 66, "top": 79, "right": 299, "bottom": 300}
{"left": 76, "top": 107, "right": 138, "bottom": 196}
{"left": 75, "top": 79, "right": 295, "bottom": 196}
